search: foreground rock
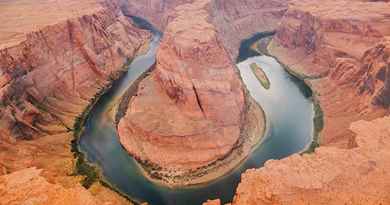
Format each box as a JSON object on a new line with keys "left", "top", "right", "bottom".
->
{"left": 0, "top": 133, "right": 132, "bottom": 205}
{"left": 118, "top": 0, "right": 265, "bottom": 186}
{"left": 0, "top": 167, "right": 132, "bottom": 205}
{"left": 230, "top": 116, "right": 390, "bottom": 205}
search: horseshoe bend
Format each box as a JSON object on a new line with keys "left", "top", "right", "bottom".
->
{"left": 117, "top": 0, "right": 265, "bottom": 186}
{"left": 1, "top": 0, "right": 390, "bottom": 205}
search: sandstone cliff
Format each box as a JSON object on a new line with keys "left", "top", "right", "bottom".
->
{"left": 0, "top": 0, "right": 150, "bottom": 141}
{"left": 203, "top": 116, "right": 390, "bottom": 205}
{"left": 229, "top": 116, "right": 390, "bottom": 205}
{"left": 203, "top": 1, "right": 390, "bottom": 204}
{"left": 118, "top": 0, "right": 247, "bottom": 175}
{"left": 0, "top": 0, "right": 149, "bottom": 204}
{"left": 119, "top": 0, "right": 289, "bottom": 59}
{"left": 268, "top": 0, "right": 390, "bottom": 148}
{"left": 209, "top": 0, "right": 288, "bottom": 58}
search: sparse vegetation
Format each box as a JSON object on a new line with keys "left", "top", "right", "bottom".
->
{"left": 250, "top": 63, "right": 270, "bottom": 89}
{"left": 70, "top": 57, "right": 135, "bottom": 189}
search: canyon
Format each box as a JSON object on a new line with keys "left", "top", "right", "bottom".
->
{"left": 1, "top": 0, "right": 390, "bottom": 204}
{"left": 269, "top": 0, "right": 390, "bottom": 148}
{"left": 207, "top": 0, "right": 390, "bottom": 204}
{"left": 0, "top": 0, "right": 149, "bottom": 204}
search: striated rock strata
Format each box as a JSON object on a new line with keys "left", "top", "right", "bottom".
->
{"left": 118, "top": 0, "right": 265, "bottom": 185}
{"left": 120, "top": 0, "right": 289, "bottom": 59}
{"left": 206, "top": 1, "right": 390, "bottom": 204}
{"left": 209, "top": 0, "right": 288, "bottom": 58}
{"left": 230, "top": 116, "right": 390, "bottom": 205}
{"left": 0, "top": 0, "right": 150, "bottom": 140}
{"left": 118, "top": 0, "right": 245, "bottom": 174}
{"left": 268, "top": 0, "right": 390, "bottom": 148}
{"left": 0, "top": 0, "right": 150, "bottom": 204}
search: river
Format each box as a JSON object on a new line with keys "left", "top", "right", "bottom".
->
{"left": 77, "top": 17, "right": 315, "bottom": 205}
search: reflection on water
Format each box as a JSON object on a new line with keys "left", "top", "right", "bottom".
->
{"left": 79, "top": 19, "right": 314, "bottom": 205}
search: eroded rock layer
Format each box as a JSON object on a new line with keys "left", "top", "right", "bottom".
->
{"left": 230, "top": 116, "right": 390, "bottom": 205}
{"left": 118, "top": 0, "right": 246, "bottom": 173}
{"left": 269, "top": 0, "right": 390, "bottom": 148}
{"left": 0, "top": 167, "right": 132, "bottom": 205}
{"left": 209, "top": 0, "right": 288, "bottom": 58}
{"left": 0, "top": 0, "right": 150, "bottom": 140}
{"left": 120, "top": 0, "right": 289, "bottom": 59}
{"left": 0, "top": 0, "right": 149, "bottom": 204}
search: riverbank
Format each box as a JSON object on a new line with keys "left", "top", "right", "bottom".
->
{"left": 125, "top": 94, "right": 266, "bottom": 187}
{"left": 251, "top": 35, "right": 323, "bottom": 153}
{"left": 71, "top": 35, "right": 151, "bottom": 192}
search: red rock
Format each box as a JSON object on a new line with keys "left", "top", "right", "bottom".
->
{"left": 118, "top": 0, "right": 246, "bottom": 172}
{"left": 0, "top": 0, "right": 150, "bottom": 140}
{"left": 232, "top": 116, "right": 390, "bottom": 205}
{"left": 122, "top": 0, "right": 289, "bottom": 59}
{"left": 268, "top": 0, "right": 390, "bottom": 148}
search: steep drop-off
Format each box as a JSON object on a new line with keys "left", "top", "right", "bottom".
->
{"left": 118, "top": 0, "right": 266, "bottom": 186}
{"left": 0, "top": 0, "right": 150, "bottom": 204}
{"left": 0, "top": 0, "right": 149, "bottom": 140}
{"left": 204, "top": 116, "right": 390, "bottom": 205}
{"left": 203, "top": 1, "right": 390, "bottom": 204}
{"left": 269, "top": 0, "right": 390, "bottom": 148}
{"left": 120, "top": 0, "right": 288, "bottom": 59}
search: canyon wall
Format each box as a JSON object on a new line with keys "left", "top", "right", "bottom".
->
{"left": 229, "top": 116, "right": 390, "bottom": 205}
{"left": 203, "top": 1, "right": 390, "bottom": 204}
{"left": 0, "top": 0, "right": 150, "bottom": 204}
{"left": 269, "top": 0, "right": 390, "bottom": 147}
{"left": 204, "top": 1, "right": 390, "bottom": 204}
{"left": 2, "top": 0, "right": 390, "bottom": 204}
{"left": 119, "top": 0, "right": 289, "bottom": 59}
{"left": 119, "top": 0, "right": 189, "bottom": 29}
{"left": 118, "top": 0, "right": 246, "bottom": 174}
{"left": 209, "top": 0, "right": 288, "bottom": 58}
{"left": 0, "top": 0, "right": 150, "bottom": 141}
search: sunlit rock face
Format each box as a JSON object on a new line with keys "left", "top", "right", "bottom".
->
{"left": 119, "top": 0, "right": 289, "bottom": 59}
{"left": 209, "top": 0, "right": 288, "bottom": 58}
{"left": 118, "top": 0, "right": 246, "bottom": 171}
{"left": 231, "top": 116, "right": 390, "bottom": 205}
{"left": 268, "top": 0, "right": 390, "bottom": 148}
{"left": 0, "top": 0, "right": 150, "bottom": 140}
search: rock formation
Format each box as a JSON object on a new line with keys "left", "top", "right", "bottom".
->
{"left": 268, "top": 0, "right": 390, "bottom": 148}
{"left": 0, "top": 0, "right": 150, "bottom": 140}
{"left": 209, "top": 0, "right": 288, "bottom": 58}
{"left": 2, "top": 0, "right": 390, "bottom": 204}
{"left": 230, "top": 116, "right": 390, "bottom": 205}
{"left": 0, "top": 167, "right": 132, "bottom": 205}
{"left": 204, "top": 0, "right": 390, "bottom": 204}
{"left": 118, "top": 0, "right": 265, "bottom": 185}
{"left": 0, "top": 0, "right": 149, "bottom": 204}
{"left": 120, "top": 0, "right": 288, "bottom": 59}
